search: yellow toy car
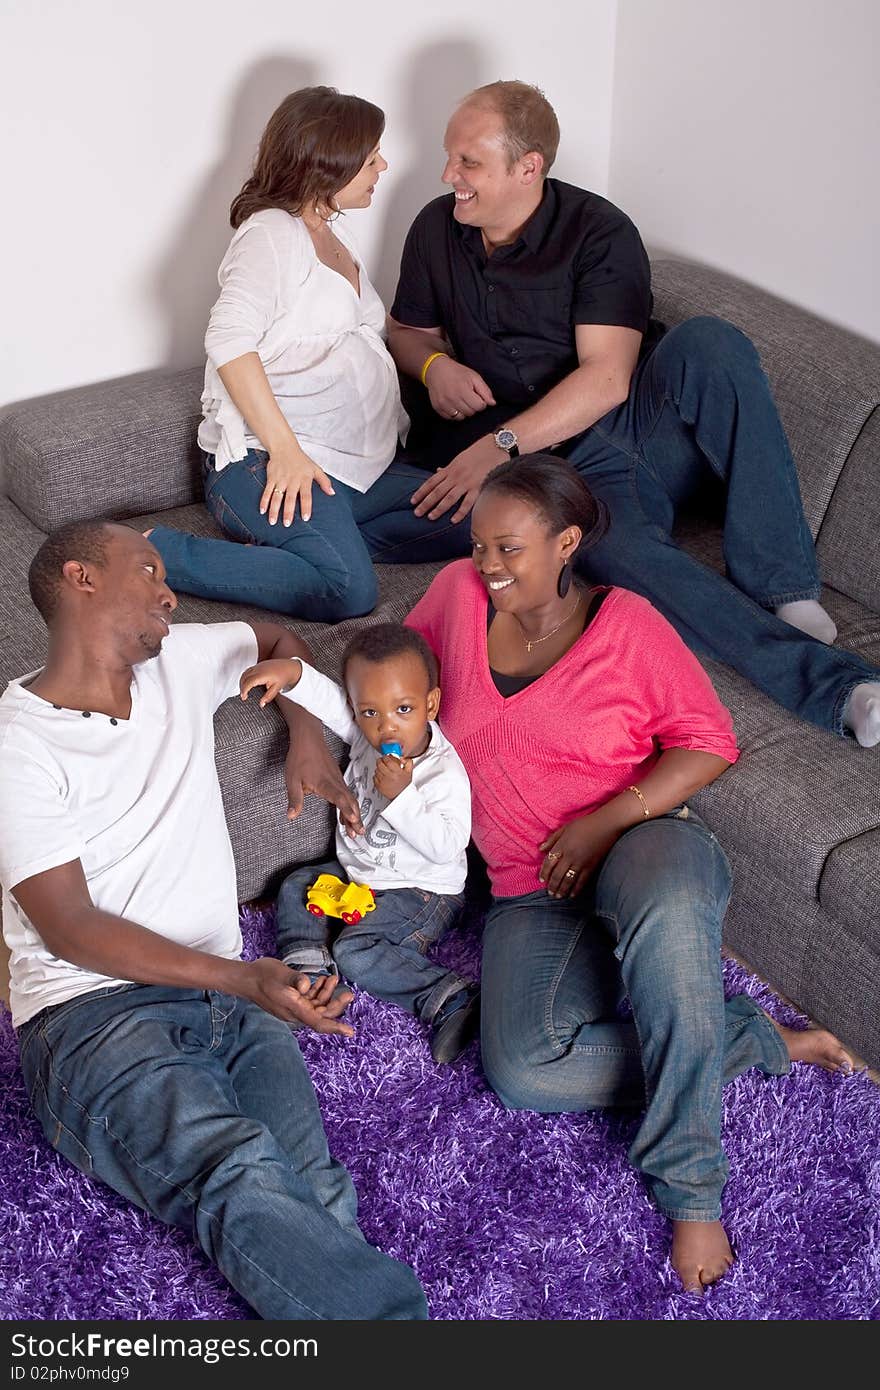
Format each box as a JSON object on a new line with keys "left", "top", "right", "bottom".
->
{"left": 305, "top": 873, "right": 376, "bottom": 926}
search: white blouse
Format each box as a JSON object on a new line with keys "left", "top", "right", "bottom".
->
{"left": 198, "top": 208, "right": 408, "bottom": 492}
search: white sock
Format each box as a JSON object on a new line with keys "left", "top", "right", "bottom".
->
{"left": 775, "top": 599, "right": 838, "bottom": 644}
{"left": 843, "top": 683, "right": 880, "bottom": 748}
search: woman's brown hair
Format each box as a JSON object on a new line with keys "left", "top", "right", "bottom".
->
{"left": 230, "top": 86, "right": 385, "bottom": 228}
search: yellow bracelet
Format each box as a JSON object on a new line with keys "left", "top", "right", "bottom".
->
{"left": 627, "top": 785, "right": 651, "bottom": 819}
{"left": 420, "top": 351, "right": 448, "bottom": 386}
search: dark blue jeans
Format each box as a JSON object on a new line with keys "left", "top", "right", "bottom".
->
{"left": 567, "top": 316, "right": 879, "bottom": 733}
{"left": 277, "top": 858, "right": 468, "bottom": 1023}
{"left": 149, "top": 447, "right": 472, "bottom": 621}
{"left": 18, "top": 984, "right": 427, "bottom": 1320}
{"left": 479, "top": 810, "right": 789, "bottom": 1222}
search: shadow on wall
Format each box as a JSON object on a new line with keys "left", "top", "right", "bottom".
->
{"left": 153, "top": 45, "right": 491, "bottom": 369}
{"left": 372, "top": 41, "right": 485, "bottom": 305}
{"left": 153, "top": 54, "right": 318, "bottom": 371}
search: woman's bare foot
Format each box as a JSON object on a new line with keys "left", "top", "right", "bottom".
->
{"left": 769, "top": 1016, "right": 855, "bottom": 1073}
{"left": 671, "top": 1220, "right": 734, "bottom": 1293}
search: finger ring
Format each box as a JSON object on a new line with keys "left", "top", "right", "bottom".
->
{"left": 547, "top": 851, "right": 561, "bottom": 861}
{"left": 564, "top": 868, "right": 577, "bottom": 878}
{"left": 450, "top": 409, "right": 461, "bottom": 418}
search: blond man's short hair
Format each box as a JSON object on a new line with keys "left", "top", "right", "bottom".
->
{"left": 462, "top": 80, "right": 560, "bottom": 172}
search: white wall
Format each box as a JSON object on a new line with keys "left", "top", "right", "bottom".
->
{"left": 610, "top": 0, "right": 880, "bottom": 342}
{"left": 0, "top": 0, "right": 617, "bottom": 405}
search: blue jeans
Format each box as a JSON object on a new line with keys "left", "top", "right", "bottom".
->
{"left": 149, "top": 447, "right": 472, "bottom": 621}
{"left": 17, "top": 984, "right": 427, "bottom": 1320}
{"left": 568, "top": 316, "right": 879, "bottom": 733}
{"left": 277, "top": 858, "right": 468, "bottom": 1023}
{"left": 479, "top": 810, "right": 790, "bottom": 1221}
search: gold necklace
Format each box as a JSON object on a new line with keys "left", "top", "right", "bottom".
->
{"left": 306, "top": 214, "right": 343, "bottom": 260}
{"left": 520, "top": 594, "right": 583, "bottom": 654}
{"left": 320, "top": 233, "right": 343, "bottom": 261}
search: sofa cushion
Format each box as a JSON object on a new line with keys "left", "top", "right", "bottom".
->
{"left": 673, "top": 512, "right": 880, "bottom": 895}
{"left": 651, "top": 258, "right": 880, "bottom": 558}
{"left": 816, "top": 406, "right": 880, "bottom": 613}
{"left": 695, "top": 686, "right": 880, "bottom": 899}
{"left": 0, "top": 366, "right": 204, "bottom": 532}
{"left": 818, "top": 828, "right": 880, "bottom": 946}
{"left": 719, "top": 848, "right": 878, "bottom": 1060}
{"left": 0, "top": 495, "right": 50, "bottom": 682}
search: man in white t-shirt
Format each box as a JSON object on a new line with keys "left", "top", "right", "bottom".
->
{"left": 0, "top": 520, "right": 427, "bottom": 1321}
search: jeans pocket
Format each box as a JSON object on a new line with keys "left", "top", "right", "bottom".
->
{"left": 243, "top": 449, "right": 269, "bottom": 481}
{"left": 205, "top": 484, "right": 259, "bottom": 544}
{"left": 38, "top": 985, "right": 134, "bottom": 1049}
{"left": 405, "top": 892, "right": 464, "bottom": 953}
{"left": 28, "top": 1065, "right": 95, "bottom": 1175}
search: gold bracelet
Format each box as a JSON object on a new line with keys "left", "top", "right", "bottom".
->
{"left": 420, "top": 350, "right": 448, "bottom": 386}
{"left": 627, "top": 785, "right": 651, "bottom": 819}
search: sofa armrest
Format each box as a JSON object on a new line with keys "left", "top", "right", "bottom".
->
{"left": 0, "top": 365, "right": 205, "bottom": 531}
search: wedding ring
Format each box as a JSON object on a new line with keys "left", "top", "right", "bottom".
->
{"left": 564, "top": 868, "right": 577, "bottom": 879}
{"left": 450, "top": 409, "right": 461, "bottom": 418}
{"left": 547, "top": 850, "right": 561, "bottom": 861}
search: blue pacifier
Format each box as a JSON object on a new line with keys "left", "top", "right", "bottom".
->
{"left": 380, "top": 741, "right": 403, "bottom": 758}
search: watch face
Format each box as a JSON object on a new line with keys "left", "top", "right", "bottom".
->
{"left": 495, "top": 429, "right": 517, "bottom": 450}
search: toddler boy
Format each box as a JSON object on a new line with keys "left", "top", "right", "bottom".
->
{"left": 240, "top": 624, "right": 477, "bottom": 1064}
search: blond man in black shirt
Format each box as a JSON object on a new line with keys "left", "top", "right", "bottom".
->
{"left": 387, "top": 80, "right": 880, "bottom": 749}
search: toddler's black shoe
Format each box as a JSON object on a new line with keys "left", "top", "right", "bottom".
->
{"left": 429, "top": 987, "right": 480, "bottom": 1065}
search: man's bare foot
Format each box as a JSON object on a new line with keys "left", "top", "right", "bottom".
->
{"left": 769, "top": 1015, "right": 855, "bottom": 1073}
{"left": 671, "top": 1220, "right": 734, "bottom": 1293}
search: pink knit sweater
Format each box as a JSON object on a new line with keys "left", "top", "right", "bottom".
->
{"left": 407, "top": 561, "right": 739, "bottom": 898}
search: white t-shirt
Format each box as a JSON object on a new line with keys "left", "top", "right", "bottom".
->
{"left": 285, "top": 662, "right": 471, "bottom": 895}
{"left": 0, "top": 622, "right": 259, "bottom": 1028}
{"left": 198, "top": 209, "right": 409, "bottom": 491}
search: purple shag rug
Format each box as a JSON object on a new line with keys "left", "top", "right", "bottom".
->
{"left": 2, "top": 901, "right": 878, "bottom": 1321}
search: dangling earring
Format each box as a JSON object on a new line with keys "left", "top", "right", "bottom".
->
{"left": 557, "top": 561, "right": 572, "bottom": 598}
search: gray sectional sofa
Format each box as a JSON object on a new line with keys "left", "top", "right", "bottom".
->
{"left": 2, "top": 256, "right": 878, "bottom": 1067}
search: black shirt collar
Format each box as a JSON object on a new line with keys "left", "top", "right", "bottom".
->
{"left": 519, "top": 179, "right": 557, "bottom": 251}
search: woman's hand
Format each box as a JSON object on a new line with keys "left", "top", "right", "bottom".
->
{"left": 214, "top": 356, "right": 335, "bottom": 525}
{"left": 538, "top": 751, "right": 734, "bottom": 899}
{"left": 539, "top": 805, "right": 631, "bottom": 898}
{"left": 425, "top": 355, "right": 496, "bottom": 420}
{"left": 259, "top": 443, "right": 336, "bottom": 527}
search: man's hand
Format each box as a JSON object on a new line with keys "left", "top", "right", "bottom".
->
{"left": 283, "top": 739, "right": 364, "bottom": 834}
{"left": 240, "top": 658, "right": 301, "bottom": 707}
{"left": 425, "top": 356, "right": 496, "bottom": 420}
{"left": 242, "top": 957, "right": 354, "bottom": 1035}
{"left": 411, "top": 435, "right": 501, "bottom": 523}
{"left": 373, "top": 752, "right": 413, "bottom": 801}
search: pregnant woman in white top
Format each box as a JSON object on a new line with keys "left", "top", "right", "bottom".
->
{"left": 148, "top": 87, "right": 471, "bottom": 620}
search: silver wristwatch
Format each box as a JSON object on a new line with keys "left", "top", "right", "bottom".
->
{"left": 493, "top": 427, "right": 519, "bottom": 458}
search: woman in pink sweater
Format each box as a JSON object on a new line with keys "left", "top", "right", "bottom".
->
{"left": 406, "top": 454, "right": 851, "bottom": 1293}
